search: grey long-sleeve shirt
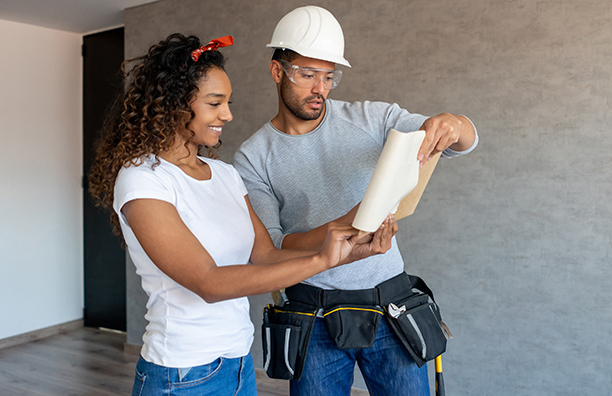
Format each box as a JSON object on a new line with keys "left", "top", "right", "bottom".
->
{"left": 233, "top": 99, "right": 478, "bottom": 290}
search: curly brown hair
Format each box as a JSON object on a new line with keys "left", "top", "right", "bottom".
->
{"left": 88, "top": 33, "right": 226, "bottom": 235}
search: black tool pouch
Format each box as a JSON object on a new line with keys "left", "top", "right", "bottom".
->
{"left": 323, "top": 305, "right": 384, "bottom": 349}
{"left": 385, "top": 291, "right": 448, "bottom": 367}
{"left": 262, "top": 304, "right": 317, "bottom": 380}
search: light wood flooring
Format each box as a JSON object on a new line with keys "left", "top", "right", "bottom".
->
{"left": 0, "top": 326, "right": 368, "bottom": 395}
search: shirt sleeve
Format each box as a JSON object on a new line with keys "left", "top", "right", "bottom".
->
{"left": 227, "top": 163, "right": 249, "bottom": 197}
{"left": 333, "top": 100, "right": 429, "bottom": 147}
{"left": 377, "top": 102, "right": 479, "bottom": 159}
{"left": 233, "top": 147, "right": 286, "bottom": 249}
{"left": 113, "top": 163, "right": 176, "bottom": 224}
{"left": 442, "top": 116, "right": 479, "bottom": 158}
{"left": 379, "top": 101, "right": 429, "bottom": 141}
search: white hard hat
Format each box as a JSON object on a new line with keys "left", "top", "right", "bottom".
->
{"left": 267, "top": 6, "right": 351, "bottom": 68}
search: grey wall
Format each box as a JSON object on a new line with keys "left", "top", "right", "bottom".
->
{"left": 124, "top": 1, "right": 612, "bottom": 395}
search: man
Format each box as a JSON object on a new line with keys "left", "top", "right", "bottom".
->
{"left": 233, "top": 5, "right": 478, "bottom": 396}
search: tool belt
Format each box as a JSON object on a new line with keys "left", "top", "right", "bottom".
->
{"left": 262, "top": 272, "right": 451, "bottom": 380}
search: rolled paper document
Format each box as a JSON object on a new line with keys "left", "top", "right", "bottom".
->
{"left": 352, "top": 129, "right": 440, "bottom": 232}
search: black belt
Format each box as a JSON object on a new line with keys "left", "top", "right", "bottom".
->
{"left": 284, "top": 272, "right": 435, "bottom": 310}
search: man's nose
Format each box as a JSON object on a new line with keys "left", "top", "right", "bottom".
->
{"left": 311, "top": 79, "right": 327, "bottom": 94}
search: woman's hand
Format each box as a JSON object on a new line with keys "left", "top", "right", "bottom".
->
{"left": 317, "top": 222, "right": 360, "bottom": 269}
{"left": 342, "top": 215, "right": 398, "bottom": 265}
{"left": 317, "top": 215, "right": 398, "bottom": 269}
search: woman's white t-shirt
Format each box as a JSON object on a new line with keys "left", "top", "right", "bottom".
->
{"left": 113, "top": 155, "right": 255, "bottom": 368}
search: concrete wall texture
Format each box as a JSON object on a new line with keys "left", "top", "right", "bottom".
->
{"left": 124, "top": 0, "right": 612, "bottom": 394}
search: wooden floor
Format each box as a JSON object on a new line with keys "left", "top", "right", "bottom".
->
{"left": 0, "top": 326, "right": 368, "bottom": 395}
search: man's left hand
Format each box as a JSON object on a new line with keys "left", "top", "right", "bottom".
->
{"left": 418, "top": 113, "right": 475, "bottom": 167}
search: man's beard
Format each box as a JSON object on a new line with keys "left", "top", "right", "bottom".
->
{"left": 280, "top": 77, "right": 326, "bottom": 121}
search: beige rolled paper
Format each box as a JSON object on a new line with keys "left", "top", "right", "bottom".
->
{"left": 352, "top": 129, "right": 441, "bottom": 232}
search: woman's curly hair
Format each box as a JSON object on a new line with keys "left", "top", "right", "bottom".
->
{"left": 88, "top": 33, "right": 226, "bottom": 235}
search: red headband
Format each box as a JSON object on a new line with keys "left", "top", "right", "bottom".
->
{"left": 191, "top": 36, "right": 234, "bottom": 62}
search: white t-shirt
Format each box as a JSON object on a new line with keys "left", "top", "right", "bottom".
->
{"left": 113, "top": 155, "right": 255, "bottom": 368}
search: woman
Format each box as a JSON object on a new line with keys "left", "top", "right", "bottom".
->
{"left": 88, "top": 33, "right": 396, "bottom": 396}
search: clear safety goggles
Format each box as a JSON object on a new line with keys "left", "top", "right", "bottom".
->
{"left": 279, "top": 60, "right": 343, "bottom": 90}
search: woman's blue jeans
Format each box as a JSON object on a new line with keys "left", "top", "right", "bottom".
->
{"left": 131, "top": 352, "right": 256, "bottom": 396}
{"left": 290, "top": 316, "right": 429, "bottom": 396}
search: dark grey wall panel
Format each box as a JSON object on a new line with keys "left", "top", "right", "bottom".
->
{"left": 124, "top": 1, "right": 612, "bottom": 394}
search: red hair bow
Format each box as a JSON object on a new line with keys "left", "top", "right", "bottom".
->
{"left": 191, "top": 36, "right": 234, "bottom": 62}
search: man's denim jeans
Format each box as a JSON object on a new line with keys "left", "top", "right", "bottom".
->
{"left": 131, "top": 352, "right": 256, "bottom": 396}
{"left": 290, "top": 316, "right": 429, "bottom": 396}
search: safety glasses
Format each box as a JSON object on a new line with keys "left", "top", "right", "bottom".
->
{"left": 279, "top": 60, "right": 343, "bottom": 90}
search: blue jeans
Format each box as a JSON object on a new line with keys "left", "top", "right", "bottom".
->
{"left": 132, "top": 353, "right": 256, "bottom": 396}
{"left": 290, "top": 317, "right": 429, "bottom": 396}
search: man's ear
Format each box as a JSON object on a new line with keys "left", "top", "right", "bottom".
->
{"left": 270, "top": 60, "right": 283, "bottom": 83}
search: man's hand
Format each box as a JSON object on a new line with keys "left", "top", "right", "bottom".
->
{"left": 418, "top": 113, "right": 475, "bottom": 167}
